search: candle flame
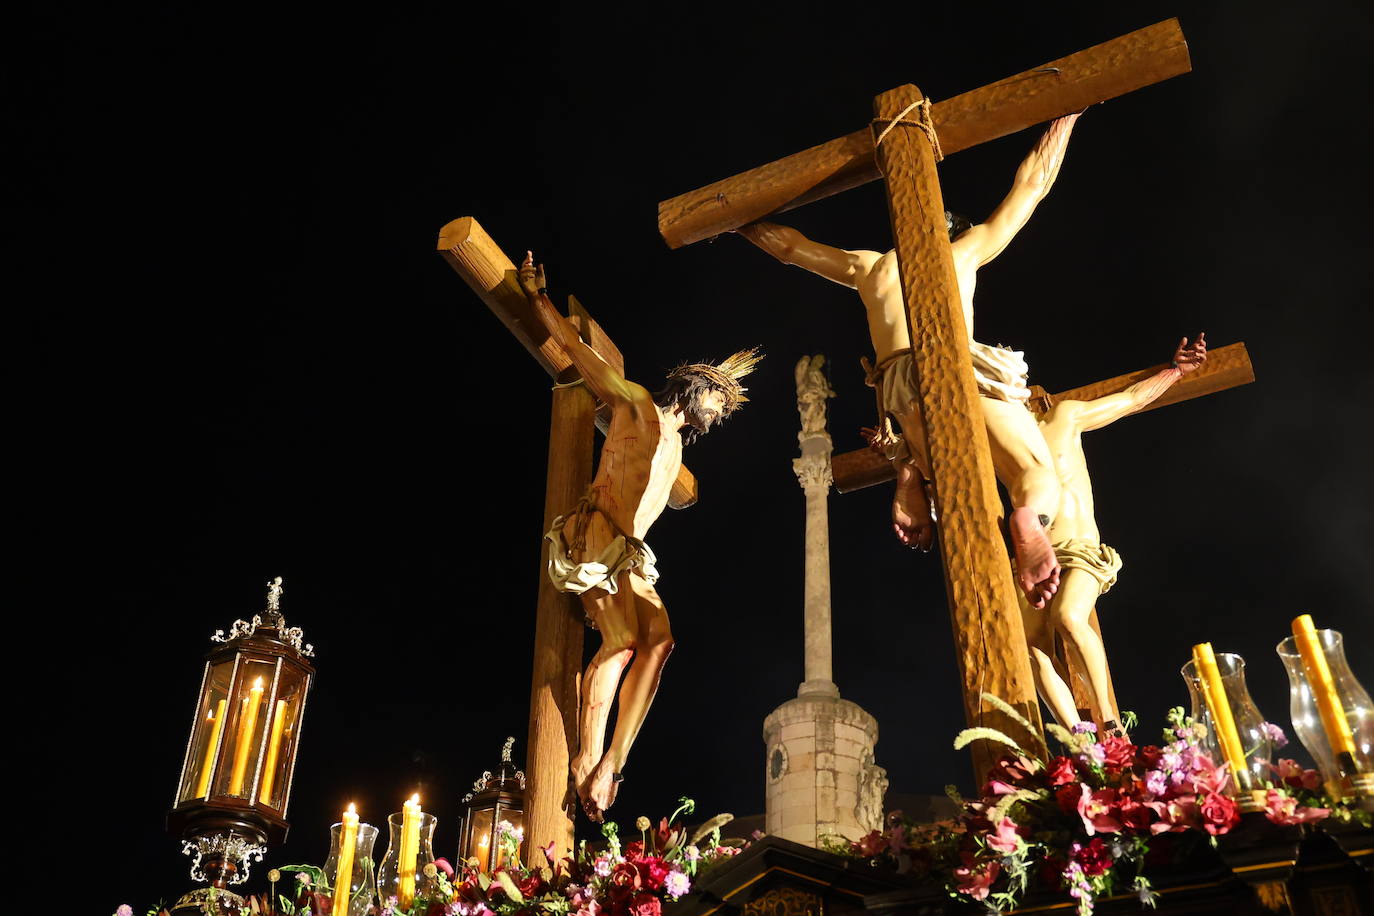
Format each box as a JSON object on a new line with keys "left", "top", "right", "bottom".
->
{"left": 410, "top": 792, "right": 420, "bottom": 805}
{"left": 253, "top": 676, "right": 264, "bottom": 688}
{"left": 479, "top": 834, "right": 489, "bottom": 847}
{"left": 347, "top": 802, "right": 357, "bottom": 815}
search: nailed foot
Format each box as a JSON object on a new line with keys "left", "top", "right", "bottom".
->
{"left": 1009, "top": 507, "right": 1060, "bottom": 609}
{"left": 581, "top": 754, "right": 622, "bottom": 823}
{"left": 892, "top": 473, "right": 935, "bottom": 551}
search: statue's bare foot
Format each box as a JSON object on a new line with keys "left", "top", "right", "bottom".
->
{"left": 1009, "top": 507, "right": 1060, "bottom": 609}
{"left": 581, "top": 755, "right": 622, "bottom": 823}
{"left": 892, "top": 476, "right": 934, "bottom": 551}
{"left": 570, "top": 750, "right": 595, "bottom": 802}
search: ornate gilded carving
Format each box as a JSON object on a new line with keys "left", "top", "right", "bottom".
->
{"left": 743, "top": 887, "right": 823, "bottom": 916}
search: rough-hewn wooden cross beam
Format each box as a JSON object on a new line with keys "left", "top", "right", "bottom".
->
{"left": 831, "top": 342, "right": 1255, "bottom": 493}
{"left": 437, "top": 216, "right": 698, "bottom": 507}
{"left": 657, "top": 19, "right": 1189, "bottom": 249}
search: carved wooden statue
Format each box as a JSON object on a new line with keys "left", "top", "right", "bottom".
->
{"left": 520, "top": 253, "right": 760, "bottom": 820}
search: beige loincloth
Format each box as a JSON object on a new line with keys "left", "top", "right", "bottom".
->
{"left": 1053, "top": 538, "right": 1123, "bottom": 595}
{"left": 969, "top": 341, "right": 1031, "bottom": 403}
{"left": 544, "top": 511, "right": 660, "bottom": 602}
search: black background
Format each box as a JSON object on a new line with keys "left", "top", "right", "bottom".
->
{"left": 16, "top": 0, "right": 1374, "bottom": 907}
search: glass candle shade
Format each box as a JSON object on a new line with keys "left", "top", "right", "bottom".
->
{"left": 1277, "top": 629, "right": 1374, "bottom": 798}
{"left": 1181, "top": 652, "right": 1273, "bottom": 796}
{"left": 324, "top": 821, "right": 379, "bottom": 916}
{"left": 377, "top": 811, "right": 437, "bottom": 910}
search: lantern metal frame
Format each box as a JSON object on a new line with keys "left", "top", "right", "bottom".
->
{"left": 459, "top": 737, "right": 527, "bottom": 870}
{"left": 166, "top": 578, "right": 315, "bottom": 910}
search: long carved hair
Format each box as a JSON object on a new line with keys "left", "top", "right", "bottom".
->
{"left": 652, "top": 373, "right": 729, "bottom": 445}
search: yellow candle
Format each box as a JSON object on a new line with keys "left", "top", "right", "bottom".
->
{"left": 399, "top": 793, "right": 421, "bottom": 907}
{"left": 332, "top": 803, "right": 358, "bottom": 916}
{"left": 228, "top": 677, "right": 265, "bottom": 795}
{"left": 258, "top": 700, "right": 289, "bottom": 804}
{"left": 1192, "top": 644, "right": 1249, "bottom": 789}
{"left": 194, "top": 699, "right": 227, "bottom": 798}
{"left": 1292, "top": 614, "right": 1359, "bottom": 759}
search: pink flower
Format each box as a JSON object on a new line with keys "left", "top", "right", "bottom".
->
{"left": 1147, "top": 794, "right": 1199, "bottom": 834}
{"left": 1272, "top": 758, "right": 1322, "bottom": 791}
{"left": 1076, "top": 785, "right": 1123, "bottom": 835}
{"left": 1264, "top": 788, "right": 1330, "bottom": 825}
{"left": 986, "top": 817, "right": 1021, "bottom": 854}
{"left": 664, "top": 869, "right": 691, "bottom": 898}
{"left": 116, "top": 907, "right": 133, "bottom": 916}
{"left": 953, "top": 855, "right": 1001, "bottom": 901}
{"left": 594, "top": 855, "right": 613, "bottom": 877}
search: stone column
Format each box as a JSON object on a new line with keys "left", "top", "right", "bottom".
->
{"left": 763, "top": 356, "right": 887, "bottom": 846}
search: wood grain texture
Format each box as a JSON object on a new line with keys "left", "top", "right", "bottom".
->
{"left": 876, "top": 85, "right": 1042, "bottom": 780}
{"left": 832, "top": 343, "right": 1254, "bottom": 492}
{"left": 658, "top": 19, "right": 1189, "bottom": 248}
{"left": 526, "top": 376, "right": 595, "bottom": 863}
{"left": 437, "top": 217, "right": 698, "bottom": 505}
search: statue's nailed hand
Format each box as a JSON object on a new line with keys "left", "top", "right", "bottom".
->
{"left": 1173, "top": 332, "right": 1207, "bottom": 374}
{"left": 519, "top": 251, "right": 547, "bottom": 298}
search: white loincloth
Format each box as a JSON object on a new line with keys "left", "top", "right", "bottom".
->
{"left": 544, "top": 512, "right": 660, "bottom": 597}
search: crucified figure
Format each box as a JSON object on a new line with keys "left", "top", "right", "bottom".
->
{"left": 736, "top": 114, "right": 1080, "bottom": 608}
{"left": 519, "top": 253, "right": 760, "bottom": 821}
{"left": 1023, "top": 333, "right": 1207, "bottom": 733}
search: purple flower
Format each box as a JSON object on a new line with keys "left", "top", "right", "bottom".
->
{"left": 665, "top": 870, "right": 692, "bottom": 898}
{"left": 1145, "top": 770, "right": 1168, "bottom": 796}
{"left": 1072, "top": 722, "right": 1099, "bottom": 735}
{"left": 594, "top": 855, "right": 613, "bottom": 877}
{"left": 1261, "top": 722, "right": 1289, "bottom": 748}
{"left": 1161, "top": 750, "right": 1183, "bottom": 772}
{"left": 683, "top": 845, "right": 701, "bottom": 862}
{"left": 116, "top": 907, "right": 134, "bottom": 916}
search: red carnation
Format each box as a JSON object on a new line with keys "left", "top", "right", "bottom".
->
{"left": 629, "top": 892, "right": 662, "bottom": 916}
{"left": 1116, "top": 795, "right": 1153, "bottom": 832}
{"left": 1048, "top": 756, "right": 1078, "bottom": 787}
{"left": 855, "top": 830, "right": 885, "bottom": 857}
{"left": 623, "top": 841, "right": 644, "bottom": 860}
{"left": 1073, "top": 837, "right": 1113, "bottom": 877}
{"left": 1055, "top": 783, "right": 1080, "bottom": 815}
{"left": 1139, "top": 745, "right": 1164, "bottom": 768}
{"left": 1200, "top": 791, "right": 1240, "bottom": 835}
{"left": 638, "top": 857, "right": 670, "bottom": 892}
{"left": 1101, "top": 736, "right": 1137, "bottom": 772}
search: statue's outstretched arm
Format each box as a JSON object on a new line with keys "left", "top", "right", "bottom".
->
{"left": 520, "top": 252, "right": 642, "bottom": 406}
{"left": 1072, "top": 333, "right": 1207, "bottom": 432}
{"left": 736, "top": 221, "right": 880, "bottom": 290}
{"left": 954, "top": 113, "right": 1081, "bottom": 269}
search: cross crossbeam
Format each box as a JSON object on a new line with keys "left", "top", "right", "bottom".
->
{"left": 657, "top": 19, "right": 1190, "bottom": 249}
{"left": 830, "top": 343, "right": 1255, "bottom": 493}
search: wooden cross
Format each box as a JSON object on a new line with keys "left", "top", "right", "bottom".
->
{"left": 435, "top": 217, "right": 701, "bottom": 860}
{"left": 658, "top": 20, "right": 1192, "bottom": 778}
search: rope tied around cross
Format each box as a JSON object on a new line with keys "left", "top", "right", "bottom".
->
{"left": 870, "top": 95, "right": 943, "bottom": 170}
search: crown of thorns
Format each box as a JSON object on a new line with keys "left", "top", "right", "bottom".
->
{"left": 665, "top": 347, "right": 763, "bottom": 413}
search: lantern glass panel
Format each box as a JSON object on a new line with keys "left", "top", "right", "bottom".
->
{"left": 178, "top": 658, "right": 236, "bottom": 803}
{"left": 256, "top": 664, "right": 307, "bottom": 810}
{"left": 213, "top": 658, "right": 279, "bottom": 800}
{"left": 496, "top": 807, "right": 523, "bottom": 868}
{"left": 468, "top": 807, "right": 495, "bottom": 870}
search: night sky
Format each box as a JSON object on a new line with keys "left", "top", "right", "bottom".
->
{"left": 21, "top": 1, "right": 1374, "bottom": 907}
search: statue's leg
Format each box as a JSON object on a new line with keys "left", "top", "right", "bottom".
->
{"left": 572, "top": 579, "right": 638, "bottom": 806}
{"left": 584, "top": 574, "right": 673, "bottom": 819}
{"left": 980, "top": 397, "right": 1061, "bottom": 605}
{"left": 1019, "top": 589, "right": 1080, "bottom": 728}
{"left": 1050, "top": 569, "right": 1119, "bottom": 726}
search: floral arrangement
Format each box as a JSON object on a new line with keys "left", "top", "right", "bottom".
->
{"left": 263, "top": 797, "right": 745, "bottom": 916}
{"left": 840, "top": 697, "right": 1341, "bottom": 916}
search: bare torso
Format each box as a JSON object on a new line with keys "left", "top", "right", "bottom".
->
{"left": 576, "top": 389, "right": 682, "bottom": 553}
{"left": 856, "top": 245, "right": 980, "bottom": 361}
{"left": 1038, "top": 404, "right": 1098, "bottom": 543}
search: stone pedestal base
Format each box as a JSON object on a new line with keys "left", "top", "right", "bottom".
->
{"left": 762, "top": 690, "right": 886, "bottom": 846}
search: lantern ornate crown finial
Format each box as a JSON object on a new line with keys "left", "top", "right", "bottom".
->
{"left": 501, "top": 736, "right": 515, "bottom": 764}
{"left": 210, "top": 575, "right": 314, "bottom": 657}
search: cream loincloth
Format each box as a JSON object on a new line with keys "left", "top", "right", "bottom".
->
{"left": 970, "top": 341, "right": 1031, "bottom": 403}
{"left": 544, "top": 511, "right": 660, "bottom": 602}
{"left": 1053, "top": 538, "right": 1123, "bottom": 595}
